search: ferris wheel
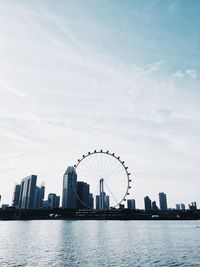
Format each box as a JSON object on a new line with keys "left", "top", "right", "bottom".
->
{"left": 74, "top": 150, "right": 131, "bottom": 209}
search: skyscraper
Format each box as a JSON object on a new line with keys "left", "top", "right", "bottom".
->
{"left": 95, "top": 178, "right": 110, "bottom": 210}
{"left": 62, "top": 166, "right": 77, "bottom": 209}
{"left": 34, "top": 185, "right": 45, "bottom": 209}
{"left": 96, "top": 195, "right": 100, "bottom": 209}
{"left": 189, "top": 202, "right": 197, "bottom": 210}
{"left": 144, "top": 196, "right": 152, "bottom": 211}
{"left": 48, "top": 193, "right": 60, "bottom": 209}
{"left": 18, "top": 175, "right": 37, "bottom": 209}
{"left": 152, "top": 201, "right": 158, "bottom": 211}
{"left": 180, "top": 203, "right": 185, "bottom": 210}
{"left": 89, "top": 193, "right": 94, "bottom": 209}
{"left": 127, "top": 199, "right": 136, "bottom": 210}
{"left": 12, "top": 184, "right": 21, "bottom": 208}
{"left": 76, "top": 181, "right": 90, "bottom": 209}
{"left": 159, "top": 192, "right": 168, "bottom": 211}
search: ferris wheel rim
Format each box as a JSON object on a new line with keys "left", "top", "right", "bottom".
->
{"left": 74, "top": 150, "right": 132, "bottom": 208}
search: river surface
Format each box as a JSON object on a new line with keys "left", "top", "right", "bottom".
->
{"left": 0, "top": 220, "right": 200, "bottom": 266}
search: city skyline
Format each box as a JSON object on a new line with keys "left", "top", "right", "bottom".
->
{"left": 0, "top": 1, "right": 200, "bottom": 208}
{"left": 3, "top": 162, "right": 199, "bottom": 211}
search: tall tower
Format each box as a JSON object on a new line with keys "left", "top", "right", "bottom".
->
{"left": 99, "top": 178, "right": 105, "bottom": 210}
{"left": 62, "top": 166, "right": 77, "bottom": 209}
{"left": 144, "top": 196, "right": 152, "bottom": 211}
{"left": 159, "top": 192, "right": 168, "bottom": 211}
{"left": 18, "top": 175, "right": 37, "bottom": 209}
{"left": 76, "top": 181, "right": 90, "bottom": 209}
{"left": 97, "top": 178, "right": 109, "bottom": 210}
{"left": 34, "top": 185, "right": 45, "bottom": 209}
{"left": 12, "top": 184, "right": 21, "bottom": 208}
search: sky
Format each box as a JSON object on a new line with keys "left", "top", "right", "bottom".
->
{"left": 0, "top": 0, "right": 199, "bottom": 209}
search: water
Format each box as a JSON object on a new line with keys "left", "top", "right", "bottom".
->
{"left": 0, "top": 220, "right": 200, "bottom": 267}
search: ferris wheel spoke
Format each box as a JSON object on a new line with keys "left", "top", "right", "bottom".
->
{"left": 104, "top": 163, "right": 123, "bottom": 180}
{"left": 98, "top": 153, "right": 103, "bottom": 178}
{"left": 83, "top": 157, "right": 98, "bottom": 177}
{"left": 96, "top": 153, "right": 101, "bottom": 178}
{"left": 106, "top": 156, "right": 120, "bottom": 176}
{"left": 103, "top": 179, "right": 119, "bottom": 205}
{"left": 86, "top": 155, "right": 99, "bottom": 177}
{"left": 102, "top": 152, "right": 109, "bottom": 176}
{"left": 78, "top": 162, "right": 100, "bottom": 180}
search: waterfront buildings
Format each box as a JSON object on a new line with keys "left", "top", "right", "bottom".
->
{"left": 189, "top": 202, "right": 197, "bottom": 210}
{"left": 96, "top": 179, "right": 110, "bottom": 210}
{"left": 89, "top": 193, "right": 94, "bottom": 209}
{"left": 1, "top": 204, "right": 9, "bottom": 209}
{"left": 62, "top": 166, "right": 77, "bottom": 209}
{"left": 127, "top": 199, "right": 136, "bottom": 210}
{"left": 12, "top": 184, "right": 21, "bottom": 208}
{"left": 152, "top": 201, "right": 158, "bottom": 211}
{"left": 96, "top": 195, "right": 100, "bottom": 209}
{"left": 96, "top": 194, "right": 110, "bottom": 209}
{"left": 175, "top": 203, "right": 186, "bottom": 210}
{"left": 34, "top": 185, "right": 45, "bottom": 209}
{"left": 119, "top": 204, "right": 125, "bottom": 209}
{"left": 48, "top": 193, "right": 60, "bottom": 209}
{"left": 76, "top": 181, "right": 94, "bottom": 209}
{"left": 12, "top": 176, "right": 46, "bottom": 209}
{"left": 76, "top": 181, "right": 89, "bottom": 209}
{"left": 18, "top": 175, "right": 37, "bottom": 209}
{"left": 144, "top": 196, "right": 152, "bottom": 211}
{"left": 159, "top": 192, "right": 168, "bottom": 211}
{"left": 180, "top": 203, "right": 185, "bottom": 210}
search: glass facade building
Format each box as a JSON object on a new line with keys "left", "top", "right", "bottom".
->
{"left": 12, "top": 184, "right": 21, "bottom": 208}
{"left": 62, "top": 166, "right": 77, "bottom": 209}
{"left": 18, "top": 175, "right": 37, "bottom": 209}
{"left": 159, "top": 192, "right": 168, "bottom": 211}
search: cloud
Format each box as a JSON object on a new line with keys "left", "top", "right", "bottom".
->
{"left": 173, "top": 69, "right": 198, "bottom": 79}
{"left": 173, "top": 70, "right": 185, "bottom": 78}
{"left": 169, "top": 1, "right": 179, "bottom": 13}
{"left": 185, "top": 69, "right": 197, "bottom": 79}
{"left": 131, "top": 61, "right": 164, "bottom": 77}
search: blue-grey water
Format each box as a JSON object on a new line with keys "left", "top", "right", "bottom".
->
{"left": 0, "top": 220, "right": 200, "bottom": 267}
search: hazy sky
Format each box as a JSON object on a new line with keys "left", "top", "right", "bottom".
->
{"left": 0, "top": 0, "right": 199, "bottom": 208}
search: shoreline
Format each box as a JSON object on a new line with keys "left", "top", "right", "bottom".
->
{"left": 0, "top": 208, "right": 200, "bottom": 221}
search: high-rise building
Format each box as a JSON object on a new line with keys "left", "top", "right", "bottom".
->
{"left": 144, "top": 196, "right": 152, "bottom": 211}
{"left": 96, "top": 195, "right": 100, "bottom": 209}
{"left": 89, "top": 193, "right": 94, "bottom": 209}
{"left": 62, "top": 166, "right": 77, "bottom": 209}
{"left": 48, "top": 193, "right": 60, "bottom": 209}
{"left": 12, "top": 184, "right": 21, "bottom": 208}
{"left": 55, "top": 195, "right": 60, "bottom": 208}
{"left": 152, "top": 201, "right": 158, "bottom": 211}
{"left": 127, "top": 199, "right": 136, "bottom": 210}
{"left": 18, "top": 175, "right": 37, "bottom": 209}
{"left": 34, "top": 185, "right": 45, "bottom": 209}
{"left": 159, "top": 192, "right": 168, "bottom": 211}
{"left": 76, "top": 181, "right": 90, "bottom": 209}
{"left": 189, "top": 202, "right": 197, "bottom": 211}
{"left": 95, "top": 179, "right": 110, "bottom": 210}
{"left": 180, "top": 203, "right": 185, "bottom": 210}
{"left": 105, "top": 195, "right": 110, "bottom": 209}
{"left": 42, "top": 200, "right": 48, "bottom": 209}
{"left": 176, "top": 204, "right": 180, "bottom": 210}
